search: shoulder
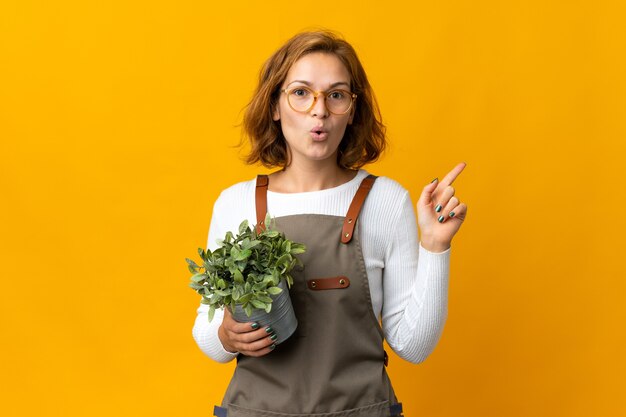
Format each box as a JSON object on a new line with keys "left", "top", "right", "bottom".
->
{"left": 368, "top": 173, "right": 411, "bottom": 207}
{"left": 359, "top": 171, "right": 413, "bottom": 226}
{"left": 214, "top": 177, "right": 257, "bottom": 207}
{"left": 358, "top": 173, "right": 414, "bottom": 255}
{"left": 210, "top": 177, "right": 258, "bottom": 227}
{"left": 207, "top": 177, "right": 259, "bottom": 250}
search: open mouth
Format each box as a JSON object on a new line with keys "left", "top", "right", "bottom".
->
{"left": 310, "top": 130, "right": 328, "bottom": 140}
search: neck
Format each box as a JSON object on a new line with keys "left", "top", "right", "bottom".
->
{"left": 269, "top": 158, "right": 357, "bottom": 193}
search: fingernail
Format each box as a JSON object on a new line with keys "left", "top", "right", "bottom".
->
{"left": 438, "top": 215, "right": 444, "bottom": 223}
{"left": 431, "top": 178, "right": 438, "bottom": 183}
{"left": 269, "top": 343, "right": 276, "bottom": 350}
{"left": 250, "top": 322, "right": 259, "bottom": 330}
{"left": 435, "top": 204, "right": 442, "bottom": 213}
{"left": 265, "top": 326, "right": 274, "bottom": 334}
{"left": 449, "top": 211, "right": 455, "bottom": 218}
{"left": 270, "top": 333, "right": 278, "bottom": 341}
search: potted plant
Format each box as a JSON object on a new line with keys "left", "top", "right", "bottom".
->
{"left": 187, "top": 213, "right": 305, "bottom": 344}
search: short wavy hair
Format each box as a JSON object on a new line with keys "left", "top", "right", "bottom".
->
{"left": 241, "top": 30, "right": 386, "bottom": 169}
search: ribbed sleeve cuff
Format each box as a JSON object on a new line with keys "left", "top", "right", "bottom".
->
{"left": 192, "top": 306, "right": 239, "bottom": 363}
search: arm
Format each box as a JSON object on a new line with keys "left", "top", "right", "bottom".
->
{"left": 191, "top": 187, "right": 278, "bottom": 361}
{"left": 382, "top": 164, "right": 467, "bottom": 363}
{"left": 381, "top": 191, "right": 451, "bottom": 364}
{"left": 191, "top": 192, "right": 239, "bottom": 363}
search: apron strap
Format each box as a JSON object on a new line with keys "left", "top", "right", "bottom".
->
{"left": 341, "top": 174, "right": 378, "bottom": 244}
{"left": 256, "top": 173, "right": 378, "bottom": 242}
{"left": 255, "top": 174, "right": 269, "bottom": 234}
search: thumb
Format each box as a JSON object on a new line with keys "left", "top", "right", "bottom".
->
{"left": 418, "top": 178, "right": 438, "bottom": 207}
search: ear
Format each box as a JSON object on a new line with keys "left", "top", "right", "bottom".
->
{"left": 272, "top": 105, "right": 280, "bottom": 121}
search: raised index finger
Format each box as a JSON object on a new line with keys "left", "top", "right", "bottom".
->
{"left": 440, "top": 162, "right": 467, "bottom": 186}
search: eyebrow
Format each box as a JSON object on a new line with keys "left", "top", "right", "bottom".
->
{"left": 286, "top": 80, "right": 351, "bottom": 89}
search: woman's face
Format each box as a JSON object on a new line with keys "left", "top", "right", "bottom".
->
{"left": 273, "top": 52, "right": 355, "bottom": 167}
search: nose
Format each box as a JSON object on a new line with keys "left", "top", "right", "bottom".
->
{"left": 310, "top": 94, "right": 329, "bottom": 118}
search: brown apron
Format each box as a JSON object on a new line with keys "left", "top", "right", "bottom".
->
{"left": 213, "top": 174, "right": 403, "bottom": 417}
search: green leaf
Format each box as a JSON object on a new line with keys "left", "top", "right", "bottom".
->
{"left": 244, "top": 303, "right": 253, "bottom": 317}
{"left": 208, "top": 305, "right": 216, "bottom": 322}
{"left": 263, "top": 274, "right": 277, "bottom": 286}
{"left": 233, "top": 269, "right": 244, "bottom": 284}
{"left": 238, "top": 293, "right": 252, "bottom": 304}
{"left": 238, "top": 220, "right": 249, "bottom": 235}
{"left": 257, "top": 294, "right": 273, "bottom": 304}
{"left": 290, "top": 244, "right": 306, "bottom": 254}
{"left": 264, "top": 303, "right": 272, "bottom": 313}
{"left": 266, "top": 286, "right": 283, "bottom": 295}
{"left": 186, "top": 258, "right": 200, "bottom": 268}
{"left": 247, "top": 240, "right": 261, "bottom": 250}
{"left": 191, "top": 273, "right": 207, "bottom": 283}
{"left": 275, "top": 253, "right": 291, "bottom": 267}
{"left": 232, "top": 286, "right": 241, "bottom": 301}
{"left": 251, "top": 299, "right": 267, "bottom": 309}
{"left": 234, "top": 249, "right": 252, "bottom": 261}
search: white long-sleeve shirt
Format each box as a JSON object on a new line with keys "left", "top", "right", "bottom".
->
{"left": 192, "top": 169, "right": 451, "bottom": 364}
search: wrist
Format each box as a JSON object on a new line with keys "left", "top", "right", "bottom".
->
{"left": 420, "top": 236, "right": 451, "bottom": 253}
{"left": 218, "top": 324, "right": 237, "bottom": 354}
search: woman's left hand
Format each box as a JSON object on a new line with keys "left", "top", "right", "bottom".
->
{"left": 416, "top": 162, "right": 468, "bottom": 253}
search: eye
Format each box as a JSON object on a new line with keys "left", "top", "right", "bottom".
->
{"left": 292, "top": 88, "right": 309, "bottom": 97}
{"left": 328, "top": 90, "right": 346, "bottom": 100}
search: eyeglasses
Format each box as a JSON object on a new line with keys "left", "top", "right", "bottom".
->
{"left": 280, "top": 86, "right": 357, "bottom": 115}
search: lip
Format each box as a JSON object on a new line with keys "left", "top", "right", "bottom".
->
{"left": 310, "top": 131, "right": 328, "bottom": 141}
{"left": 310, "top": 125, "right": 328, "bottom": 141}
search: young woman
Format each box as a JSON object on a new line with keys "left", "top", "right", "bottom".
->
{"left": 192, "top": 30, "right": 467, "bottom": 417}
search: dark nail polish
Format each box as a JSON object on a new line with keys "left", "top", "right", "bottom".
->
{"left": 265, "top": 326, "right": 274, "bottom": 333}
{"left": 438, "top": 215, "right": 444, "bottom": 223}
{"left": 270, "top": 333, "right": 278, "bottom": 341}
{"left": 269, "top": 343, "right": 276, "bottom": 350}
{"left": 435, "top": 204, "right": 442, "bottom": 213}
{"left": 449, "top": 211, "right": 455, "bottom": 218}
{"left": 431, "top": 178, "right": 438, "bottom": 183}
{"left": 250, "top": 322, "right": 259, "bottom": 330}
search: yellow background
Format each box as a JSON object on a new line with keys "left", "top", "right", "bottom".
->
{"left": 1, "top": 1, "right": 625, "bottom": 416}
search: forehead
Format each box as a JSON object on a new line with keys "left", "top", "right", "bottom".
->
{"left": 284, "top": 52, "right": 351, "bottom": 88}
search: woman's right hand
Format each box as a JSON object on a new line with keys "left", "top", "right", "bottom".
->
{"left": 218, "top": 308, "right": 277, "bottom": 357}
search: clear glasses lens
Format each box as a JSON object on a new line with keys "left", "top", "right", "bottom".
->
{"left": 287, "top": 87, "right": 352, "bottom": 114}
